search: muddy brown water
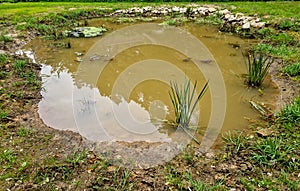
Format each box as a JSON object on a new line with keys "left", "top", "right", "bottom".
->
{"left": 25, "top": 20, "right": 279, "bottom": 151}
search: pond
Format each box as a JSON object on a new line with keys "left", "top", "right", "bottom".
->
{"left": 25, "top": 19, "right": 279, "bottom": 167}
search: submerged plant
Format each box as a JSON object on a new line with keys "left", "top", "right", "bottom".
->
{"left": 169, "top": 79, "right": 208, "bottom": 131}
{"left": 245, "top": 50, "right": 274, "bottom": 87}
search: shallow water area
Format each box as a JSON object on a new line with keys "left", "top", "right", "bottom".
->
{"left": 25, "top": 19, "right": 279, "bottom": 167}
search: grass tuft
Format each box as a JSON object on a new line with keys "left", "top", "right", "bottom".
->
{"left": 13, "top": 59, "right": 26, "bottom": 72}
{"left": 169, "top": 79, "right": 208, "bottom": 144}
{"left": 245, "top": 50, "right": 274, "bottom": 87}
{"left": 169, "top": 79, "right": 208, "bottom": 128}
{"left": 0, "top": 54, "right": 8, "bottom": 65}
{"left": 276, "top": 97, "right": 300, "bottom": 128}
{"left": 222, "top": 131, "right": 247, "bottom": 153}
{"left": 251, "top": 137, "right": 297, "bottom": 171}
{"left": 255, "top": 43, "right": 299, "bottom": 61}
{"left": 282, "top": 63, "right": 300, "bottom": 77}
{"left": 0, "top": 35, "right": 13, "bottom": 42}
{"left": 185, "top": 173, "right": 224, "bottom": 191}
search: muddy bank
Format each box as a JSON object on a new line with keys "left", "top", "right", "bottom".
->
{"left": 269, "top": 59, "right": 300, "bottom": 109}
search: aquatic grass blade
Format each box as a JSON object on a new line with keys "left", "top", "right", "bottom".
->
{"left": 188, "top": 81, "right": 209, "bottom": 123}
{"left": 169, "top": 79, "right": 209, "bottom": 143}
{"left": 245, "top": 50, "right": 274, "bottom": 87}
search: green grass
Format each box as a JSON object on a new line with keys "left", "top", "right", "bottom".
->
{"left": 164, "top": 167, "right": 225, "bottom": 190}
{"left": 160, "top": 19, "right": 179, "bottom": 26}
{"left": 245, "top": 50, "right": 274, "bottom": 87}
{"left": 0, "top": 149, "right": 16, "bottom": 170}
{"left": 91, "top": 167, "right": 134, "bottom": 190}
{"left": 269, "top": 32, "right": 297, "bottom": 45}
{"left": 241, "top": 170, "right": 299, "bottom": 191}
{"left": 0, "top": 106, "right": 7, "bottom": 121}
{"left": 0, "top": 54, "right": 10, "bottom": 79}
{"left": 0, "top": 70, "right": 8, "bottom": 79}
{"left": 0, "top": 54, "right": 8, "bottom": 64}
{"left": 282, "top": 63, "right": 300, "bottom": 77}
{"left": 257, "top": 28, "right": 275, "bottom": 38}
{"left": 222, "top": 131, "right": 247, "bottom": 153}
{"left": 0, "top": 35, "right": 13, "bottom": 42}
{"left": 219, "top": 2, "right": 300, "bottom": 20}
{"left": 65, "top": 150, "right": 87, "bottom": 166}
{"left": 251, "top": 137, "right": 297, "bottom": 171}
{"left": 277, "top": 19, "right": 300, "bottom": 31}
{"left": 278, "top": 170, "right": 299, "bottom": 190}
{"left": 276, "top": 97, "right": 300, "bottom": 128}
{"left": 17, "top": 127, "right": 32, "bottom": 137}
{"left": 164, "top": 166, "right": 185, "bottom": 190}
{"left": 185, "top": 173, "right": 224, "bottom": 191}
{"left": 113, "top": 168, "right": 133, "bottom": 191}
{"left": 255, "top": 43, "right": 299, "bottom": 61}
{"left": 13, "top": 59, "right": 26, "bottom": 72}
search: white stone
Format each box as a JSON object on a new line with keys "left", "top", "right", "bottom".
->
{"left": 228, "top": 16, "right": 237, "bottom": 22}
{"left": 192, "top": 8, "right": 198, "bottom": 13}
{"left": 224, "top": 14, "right": 231, "bottom": 20}
{"left": 219, "top": 9, "right": 231, "bottom": 15}
{"left": 152, "top": 10, "right": 159, "bottom": 14}
{"left": 251, "top": 22, "right": 266, "bottom": 28}
{"left": 200, "top": 11, "right": 208, "bottom": 16}
{"left": 179, "top": 7, "right": 187, "bottom": 13}
{"left": 161, "top": 10, "right": 168, "bottom": 15}
{"left": 172, "top": 7, "right": 180, "bottom": 12}
{"left": 242, "top": 22, "right": 250, "bottom": 29}
{"left": 198, "top": 7, "right": 207, "bottom": 12}
{"left": 0, "top": 50, "right": 7, "bottom": 55}
{"left": 208, "top": 7, "right": 216, "bottom": 13}
{"left": 114, "top": 10, "right": 123, "bottom": 14}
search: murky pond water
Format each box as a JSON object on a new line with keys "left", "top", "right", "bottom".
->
{"left": 26, "top": 19, "right": 279, "bottom": 152}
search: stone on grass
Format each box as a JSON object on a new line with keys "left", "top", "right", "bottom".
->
{"left": 242, "top": 22, "right": 251, "bottom": 29}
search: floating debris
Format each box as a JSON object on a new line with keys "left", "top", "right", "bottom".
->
{"left": 257, "top": 127, "right": 273, "bottom": 137}
{"left": 182, "top": 57, "right": 192, "bottom": 62}
{"left": 249, "top": 100, "right": 273, "bottom": 118}
{"left": 200, "top": 59, "right": 213, "bottom": 64}
{"left": 90, "top": 54, "right": 101, "bottom": 61}
{"left": 74, "top": 52, "right": 84, "bottom": 56}
{"left": 75, "top": 57, "right": 83, "bottom": 62}
{"left": 63, "top": 27, "right": 107, "bottom": 38}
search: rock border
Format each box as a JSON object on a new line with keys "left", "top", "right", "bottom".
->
{"left": 109, "top": 5, "right": 267, "bottom": 30}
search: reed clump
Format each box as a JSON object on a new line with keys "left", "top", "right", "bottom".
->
{"left": 169, "top": 79, "right": 208, "bottom": 144}
{"left": 246, "top": 50, "right": 274, "bottom": 87}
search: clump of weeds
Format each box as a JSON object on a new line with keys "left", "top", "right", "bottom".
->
{"left": 169, "top": 79, "right": 208, "bottom": 143}
{"left": 282, "top": 62, "right": 300, "bottom": 77}
{"left": 245, "top": 50, "right": 274, "bottom": 87}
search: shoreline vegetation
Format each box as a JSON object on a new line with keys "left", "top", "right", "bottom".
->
{"left": 0, "top": 1, "right": 299, "bottom": 190}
